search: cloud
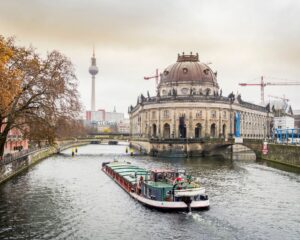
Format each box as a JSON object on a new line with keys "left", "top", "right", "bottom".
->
{"left": 1, "top": 0, "right": 300, "bottom": 113}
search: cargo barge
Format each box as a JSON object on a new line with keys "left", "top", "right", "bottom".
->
{"left": 102, "top": 161, "right": 209, "bottom": 211}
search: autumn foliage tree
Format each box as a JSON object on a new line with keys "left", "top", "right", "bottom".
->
{"left": 0, "top": 35, "right": 82, "bottom": 156}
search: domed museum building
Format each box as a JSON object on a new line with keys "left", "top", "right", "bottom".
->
{"left": 129, "top": 53, "right": 272, "bottom": 156}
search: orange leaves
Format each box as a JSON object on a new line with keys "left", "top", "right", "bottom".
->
{"left": 0, "top": 36, "right": 22, "bottom": 114}
{"left": 0, "top": 34, "right": 81, "bottom": 156}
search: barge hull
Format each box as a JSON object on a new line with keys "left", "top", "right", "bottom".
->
{"left": 102, "top": 164, "right": 209, "bottom": 211}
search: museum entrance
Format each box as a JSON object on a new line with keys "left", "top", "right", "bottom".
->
{"left": 210, "top": 123, "right": 216, "bottom": 137}
{"left": 222, "top": 124, "right": 227, "bottom": 138}
{"left": 163, "top": 123, "right": 170, "bottom": 138}
{"left": 179, "top": 116, "right": 186, "bottom": 138}
{"left": 152, "top": 124, "right": 157, "bottom": 137}
{"left": 195, "top": 123, "right": 202, "bottom": 138}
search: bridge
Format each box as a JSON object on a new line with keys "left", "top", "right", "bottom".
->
{"left": 130, "top": 137, "right": 300, "bottom": 168}
{"left": 1, "top": 135, "right": 299, "bottom": 186}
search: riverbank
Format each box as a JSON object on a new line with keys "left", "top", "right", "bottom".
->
{"left": 0, "top": 141, "right": 89, "bottom": 185}
{"left": 262, "top": 144, "right": 300, "bottom": 169}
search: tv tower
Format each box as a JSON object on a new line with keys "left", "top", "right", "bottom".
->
{"left": 88, "top": 47, "right": 99, "bottom": 111}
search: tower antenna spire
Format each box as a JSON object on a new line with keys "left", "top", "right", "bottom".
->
{"left": 89, "top": 47, "right": 99, "bottom": 111}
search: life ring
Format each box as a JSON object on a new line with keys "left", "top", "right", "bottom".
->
{"left": 173, "top": 176, "right": 183, "bottom": 185}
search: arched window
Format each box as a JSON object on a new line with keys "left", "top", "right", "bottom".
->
{"left": 163, "top": 123, "right": 170, "bottom": 138}
{"left": 196, "top": 111, "right": 202, "bottom": 119}
{"left": 205, "top": 88, "right": 211, "bottom": 96}
{"left": 179, "top": 115, "right": 186, "bottom": 138}
{"left": 210, "top": 123, "right": 216, "bottom": 137}
{"left": 195, "top": 123, "right": 202, "bottom": 138}
{"left": 152, "top": 111, "right": 156, "bottom": 119}
{"left": 211, "top": 110, "right": 216, "bottom": 118}
{"left": 222, "top": 124, "right": 226, "bottom": 137}
{"left": 163, "top": 110, "right": 169, "bottom": 119}
{"left": 152, "top": 124, "right": 157, "bottom": 137}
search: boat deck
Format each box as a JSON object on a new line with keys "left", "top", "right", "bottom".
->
{"left": 106, "top": 162, "right": 149, "bottom": 184}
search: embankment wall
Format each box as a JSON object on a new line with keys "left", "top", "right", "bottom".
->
{"left": 0, "top": 141, "right": 88, "bottom": 185}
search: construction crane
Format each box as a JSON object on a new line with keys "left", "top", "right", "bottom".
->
{"left": 268, "top": 95, "right": 289, "bottom": 102}
{"left": 144, "top": 69, "right": 160, "bottom": 88}
{"left": 239, "top": 76, "right": 300, "bottom": 105}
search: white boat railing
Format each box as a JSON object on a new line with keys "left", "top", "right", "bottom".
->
{"left": 174, "top": 187, "right": 206, "bottom": 197}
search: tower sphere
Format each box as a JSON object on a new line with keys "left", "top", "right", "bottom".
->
{"left": 89, "top": 65, "right": 99, "bottom": 75}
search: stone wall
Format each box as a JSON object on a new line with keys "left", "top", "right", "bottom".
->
{"left": 242, "top": 139, "right": 300, "bottom": 168}
{"left": 263, "top": 144, "right": 300, "bottom": 167}
{"left": 131, "top": 138, "right": 300, "bottom": 168}
{"left": 130, "top": 140, "right": 231, "bottom": 157}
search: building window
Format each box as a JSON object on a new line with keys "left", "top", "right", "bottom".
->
{"left": 205, "top": 88, "right": 211, "bottom": 96}
{"left": 152, "top": 111, "right": 156, "bottom": 119}
{"left": 211, "top": 110, "right": 216, "bottom": 118}
{"left": 163, "top": 110, "right": 170, "bottom": 119}
{"left": 195, "top": 123, "right": 202, "bottom": 138}
{"left": 162, "top": 89, "right": 167, "bottom": 96}
{"left": 223, "top": 111, "right": 227, "bottom": 119}
{"left": 196, "top": 111, "right": 202, "bottom": 119}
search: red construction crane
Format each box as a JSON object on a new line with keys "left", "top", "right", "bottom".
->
{"left": 239, "top": 76, "right": 300, "bottom": 105}
{"left": 144, "top": 69, "right": 160, "bottom": 88}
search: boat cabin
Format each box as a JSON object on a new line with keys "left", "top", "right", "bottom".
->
{"left": 139, "top": 169, "right": 178, "bottom": 201}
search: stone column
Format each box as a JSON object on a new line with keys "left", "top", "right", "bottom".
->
{"left": 158, "top": 109, "right": 161, "bottom": 138}
{"left": 219, "top": 109, "right": 222, "bottom": 137}
{"left": 205, "top": 108, "right": 209, "bottom": 137}
{"left": 173, "top": 109, "right": 176, "bottom": 138}
{"left": 188, "top": 111, "right": 193, "bottom": 138}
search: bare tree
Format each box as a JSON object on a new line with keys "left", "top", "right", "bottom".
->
{"left": 0, "top": 36, "right": 81, "bottom": 156}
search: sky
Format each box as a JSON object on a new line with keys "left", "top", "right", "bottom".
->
{"left": 1, "top": 0, "right": 300, "bottom": 117}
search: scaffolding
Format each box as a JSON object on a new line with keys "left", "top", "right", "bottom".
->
{"left": 273, "top": 128, "right": 300, "bottom": 144}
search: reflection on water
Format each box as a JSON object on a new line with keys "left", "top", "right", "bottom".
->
{"left": 0, "top": 144, "right": 299, "bottom": 240}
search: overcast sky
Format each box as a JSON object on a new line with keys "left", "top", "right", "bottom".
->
{"left": 1, "top": 0, "right": 300, "bottom": 117}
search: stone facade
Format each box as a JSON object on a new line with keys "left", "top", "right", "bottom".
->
{"left": 129, "top": 53, "right": 273, "bottom": 141}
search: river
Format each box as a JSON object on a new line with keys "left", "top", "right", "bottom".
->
{"left": 0, "top": 144, "right": 299, "bottom": 240}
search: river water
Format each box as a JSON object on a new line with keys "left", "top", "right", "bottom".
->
{"left": 0, "top": 144, "right": 299, "bottom": 240}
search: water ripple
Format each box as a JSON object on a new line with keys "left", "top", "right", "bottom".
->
{"left": 0, "top": 144, "right": 299, "bottom": 240}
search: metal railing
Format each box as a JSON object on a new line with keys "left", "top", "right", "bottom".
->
{"left": 146, "top": 137, "right": 234, "bottom": 144}
{"left": 0, "top": 146, "right": 49, "bottom": 166}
